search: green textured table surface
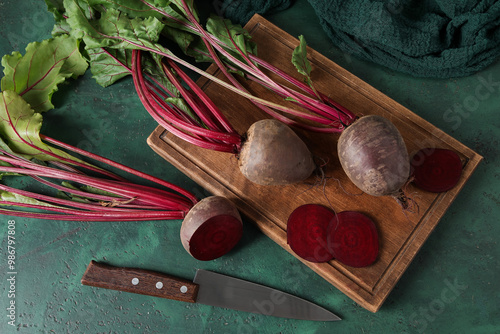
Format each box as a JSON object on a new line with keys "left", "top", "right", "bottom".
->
{"left": 0, "top": 1, "right": 499, "bottom": 333}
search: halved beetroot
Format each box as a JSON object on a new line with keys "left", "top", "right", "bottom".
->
{"left": 328, "top": 211, "right": 379, "bottom": 268}
{"left": 410, "top": 148, "right": 463, "bottom": 193}
{"left": 180, "top": 196, "right": 243, "bottom": 261}
{"left": 287, "top": 204, "right": 336, "bottom": 263}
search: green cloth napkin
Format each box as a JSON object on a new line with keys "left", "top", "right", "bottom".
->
{"left": 217, "top": 0, "right": 500, "bottom": 78}
{"left": 218, "top": 0, "right": 291, "bottom": 25}
{"left": 307, "top": 0, "right": 500, "bottom": 78}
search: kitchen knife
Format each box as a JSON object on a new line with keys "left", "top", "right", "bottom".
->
{"left": 81, "top": 260, "right": 340, "bottom": 321}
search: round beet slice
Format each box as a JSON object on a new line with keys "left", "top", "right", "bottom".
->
{"left": 328, "top": 211, "right": 379, "bottom": 268}
{"left": 410, "top": 148, "right": 463, "bottom": 193}
{"left": 186, "top": 214, "right": 243, "bottom": 261}
{"left": 287, "top": 204, "right": 336, "bottom": 263}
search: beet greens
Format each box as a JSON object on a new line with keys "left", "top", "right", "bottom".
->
{"left": 0, "top": 88, "right": 243, "bottom": 261}
{"left": 51, "top": 1, "right": 414, "bottom": 194}
{"left": 0, "top": 90, "right": 196, "bottom": 221}
{"left": 49, "top": 0, "right": 357, "bottom": 132}
{"left": 1, "top": 34, "right": 88, "bottom": 112}
{"left": 40, "top": 0, "right": 318, "bottom": 185}
{"left": 43, "top": 1, "right": 415, "bottom": 194}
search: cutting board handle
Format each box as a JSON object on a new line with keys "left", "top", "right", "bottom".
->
{"left": 81, "top": 260, "right": 199, "bottom": 303}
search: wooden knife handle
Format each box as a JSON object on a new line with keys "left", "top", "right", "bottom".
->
{"left": 81, "top": 260, "right": 199, "bottom": 303}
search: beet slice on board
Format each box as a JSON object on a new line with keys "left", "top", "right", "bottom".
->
{"left": 287, "top": 204, "right": 336, "bottom": 263}
{"left": 328, "top": 211, "right": 379, "bottom": 268}
{"left": 410, "top": 148, "right": 463, "bottom": 193}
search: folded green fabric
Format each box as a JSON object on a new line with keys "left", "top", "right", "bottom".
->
{"left": 217, "top": 0, "right": 291, "bottom": 25}
{"left": 308, "top": 0, "right": 500, "bottom": 78}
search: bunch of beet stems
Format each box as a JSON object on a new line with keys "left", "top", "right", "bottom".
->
{"left": 0, "top": 136, "right": 198, "bottom": 221}
{"left": 131, "top": 49, "right": 243, "bottom": 154}
{"left": 131, "top": 0, "right": 358, "bottom": 133}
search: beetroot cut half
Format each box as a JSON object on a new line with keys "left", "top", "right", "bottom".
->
{"left": 328, "top": 211, "right": 379, "bottom": 268}
{"left": 180, "top": 196, "right": 243, "bottom": 261}
{"left": 287, "top": 204, "right": 336, "bottom": 263}
{"left": 410, "top": 148, "right": 463, "bottom": 193}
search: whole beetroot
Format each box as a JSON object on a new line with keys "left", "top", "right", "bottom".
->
{"left": 338, "top": 115, "right": 410, "bottom": 198}
{"left": 239, "top": 119, "right": 316, "bottom": 186}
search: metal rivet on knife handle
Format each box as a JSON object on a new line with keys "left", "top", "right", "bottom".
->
{"left": 131, "top": 278, "right": 139, "bottom": 285}
{"left": 156, "top": 282, "right": 163, "bottom": 289}
{"left": 180, "top": 285, "right": 188, "bottom": 293}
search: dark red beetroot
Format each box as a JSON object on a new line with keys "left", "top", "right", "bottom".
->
{"left": 410, "top": 148, "right": 463, "bottom": 193}
{"left": 180, "top": 196, "right": 243, "bottom": 261}
{"left": 287, "top": 204, "right": 336, "bottom": 263}
{"left": 328, "top": 211, "right": 379, "bottom": 268}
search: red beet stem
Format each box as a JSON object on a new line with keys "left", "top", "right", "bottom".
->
{"left": 0, "top": 155, "right": 193, "bottom": 213}
{"left": 163, "top": 59, "right": 237, "bottom": 135}
{"left": 0, "top": 205, "right": 184, "bottom": 221}
{"left": 40, "top": 134, "right": 198, "bottom": 205}
{"left": 131, "top": 50, "right": 242, "bottom": 153}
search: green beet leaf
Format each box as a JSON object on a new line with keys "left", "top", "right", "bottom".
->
{"left": 1, "top": 34, "right": 88, "bottom": 112}
{"left": 93, "top": 0, "right": 163, "bottom": 20}
{"left": 0, "top": 190, "right": 60, "bottom": 209}
{"left": 206, "top": 15, "right": 257, "bottom": 61}
{"left": 58, "top": 181, "right": 121, "bottom": 203}
{"left": 64, "top": 0, "right": 167, "bottom": 53}
{"left": 291, "top": 35, "right": 322, "bottom": 99}
{"left": 162, "top": 26, "right": 214, "bottom": 63}
{"left": 142, "top": 52, "right": 179, "bottom": 94}
{"left": 45, "top": 0, "right": 65, "bottom": 17}
{"left": 44, "top": 0, "right": 73, "bottom": 36}
{"left": 169, "top": 0, "right": 199, "bottom": 22}
{"left": 0, "top": 90, "right": 85, "bottom": 165}
{"left": 87, "top": 48, "right": 133, "bottom": 87}
{"left": 291, "top": 35, "right": 312, "bottom": 83}
{"left": 0, "top": 139, "right": 19, "bottom": 171}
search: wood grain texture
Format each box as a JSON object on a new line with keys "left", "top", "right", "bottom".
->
{"left": 147, "top": 15, "right": 483, "bottom": 312}
{"left": 81, "top": 261, "right": 199, "bottom": 303}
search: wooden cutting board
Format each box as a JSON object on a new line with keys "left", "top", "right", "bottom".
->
{"left": 147, "top": 15, "right": 482, "bottom": 312}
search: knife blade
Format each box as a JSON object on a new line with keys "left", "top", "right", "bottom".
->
{"left": 81, "top": 260, "right": 340, "bottom": 321}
